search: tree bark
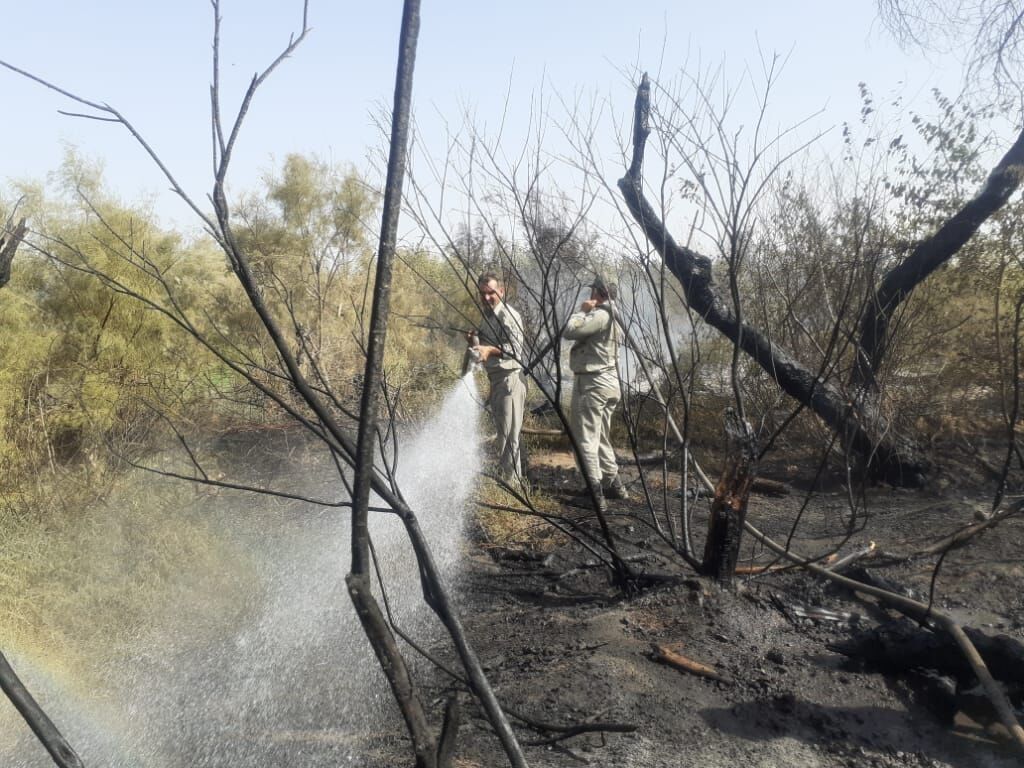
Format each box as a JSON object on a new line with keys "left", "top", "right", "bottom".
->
{"left": 346, "top": 574, "right": 436, "bottom": 767}
{"left": 0, "top": 217, "right": 27, "bottom": 289}
{"left": 0, "top": 651, "right": 85, "bottom": 768}
{"left": 701, "top": 409, "right": 757, "bottom": 583}
{"left": 345, "top": 3, "right": 527, "bottom": 765}
{"left": 344, "top": 3, "right": 441, "bottom": 765}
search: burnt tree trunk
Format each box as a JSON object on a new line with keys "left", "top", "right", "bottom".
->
{"left": 345, "top": 3, "right": 442, "bottom": 766}
{"left": 701, "top": 409, "right": 757, "bottom": 583}
{"left": 0, "top": 217, "right": 27, "bottom": 289}
{"left": 618, "top": 74, "right": 1024, "bottom": 486}
{"left": 0, "top": 651, "right": 84, "bottom": 768}
{"left": 344, "top": 3, "right": 527, "bottom": 765}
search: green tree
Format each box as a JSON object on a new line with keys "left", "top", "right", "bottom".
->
{"left": 0, "top": 160, "right": 230, "bottom": 481}
{"left": 234, "top": 154, "right": 378, "bottom": 383}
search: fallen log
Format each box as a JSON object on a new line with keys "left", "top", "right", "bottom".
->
{"left": 831, "top": 619, "right": 1024, "bottom": 687}
{"left": 742, "top": 520, "right": 1024, "bottom": 752}
{"left": 615, "top": 451, "right": 668, "bottom": 466}
{"left": 680, "top": 450, "right": 1024, "bottom": 751}
{"left": 651, "top": 643, "right": 732, "bottom": 684}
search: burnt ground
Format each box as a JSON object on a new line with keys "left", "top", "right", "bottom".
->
{"left": 362, "top": 447, "right": 1024, "bottom": 768}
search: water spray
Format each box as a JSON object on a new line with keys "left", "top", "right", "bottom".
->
{"left": 0, "top": 375, "right": 487, "bottom": 768}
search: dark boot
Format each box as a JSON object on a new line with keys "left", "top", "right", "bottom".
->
{"left": 603, "top": 476, "right": 629, "bottom": 500}
{"left": 566, "top": 487, "right": 607, "bottom": 512}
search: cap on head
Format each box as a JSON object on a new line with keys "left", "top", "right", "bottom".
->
{"left": 591, "top": 277, "right": 617, "bottom": 301}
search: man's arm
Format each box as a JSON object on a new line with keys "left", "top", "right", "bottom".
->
{"left": 475, "top": 306, "right": 524, "bottom": 362}
{"left": 563, "top": 303, "right": 610, "bottom": 340}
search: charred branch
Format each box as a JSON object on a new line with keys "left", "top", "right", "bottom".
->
{"left": 0, "top": 651, "right": 84, "bottom": 768}
{"left": 651, "top": 643, "right": 733, "bottom": 684}
{"left": 0, "top": 217, "right": 27, "bottom": 289}
{"left": 346, "top": 573, "right": 437, "bottom": 766}
{"left": 742, "top": 519, "right": 1024, "bottom": 751}
{"left": 856, "top": 124, "right": 1024, "bottom": 388}
{"left": 618, "top": 73, "right": 929, "bottom": 486}
{"left": 436, "top": 694, "right": 461, "bottom": 767}
{"left": 344, "top": 3, "right": 526, "bottom": 764}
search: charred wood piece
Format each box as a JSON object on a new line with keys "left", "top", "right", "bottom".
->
{"left": 651, "top": 643, "right": 733, "bottom": 685}
{"left": 749, "top": 477, "right": 791, "bottom": 496}
{"left": 837, "top": 566, "right": 921, "bottom": 601}
{"left": 831, "top": 618, "right": 1024, "bottom": 689}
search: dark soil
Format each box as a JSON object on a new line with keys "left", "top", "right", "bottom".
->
{"left": 388, "top": 450, "right": 1024, "bottom": 768}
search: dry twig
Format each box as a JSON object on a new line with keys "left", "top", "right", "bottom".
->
{"left": 651, "top": 643, "right": 733, "bottom": 685}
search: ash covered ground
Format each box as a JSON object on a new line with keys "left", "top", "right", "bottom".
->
{"left": 360, "top": 448, "right": 1024, "bottom": 768}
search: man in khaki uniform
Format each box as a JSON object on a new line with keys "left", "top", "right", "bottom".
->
{"left": 564, "top": 278, "right": 627, "bottom": 507}
{"left": 473, "top": 273, "right": 527, "bottom": 485}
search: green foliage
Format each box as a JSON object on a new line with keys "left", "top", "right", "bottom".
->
{"left": 0, "top": 475, "right": 256, "bottom": 693}
{"left": 0, "top": 151, "right": 489, "bottom": 489}
{"left": 0, "top": 171, "right": 231, "bottom": 477}
{"left": 0, "top": 152, "right": 472, "bottom": 696}
{"left": 884, "top": 89, "right": 996, "bottom": 232}
{"left": 232, "top": 154, "right": 379, "bottom": 383}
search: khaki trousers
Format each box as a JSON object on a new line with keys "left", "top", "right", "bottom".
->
{"left": 487, "top": 369, "right": 527, "bottom": 481}
{"left": 570, "top": 373, "right": 620, "bottom": 487}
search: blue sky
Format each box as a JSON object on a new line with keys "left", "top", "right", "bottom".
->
{"left": 1, "top": 2, "right": 967, "bottom": 229}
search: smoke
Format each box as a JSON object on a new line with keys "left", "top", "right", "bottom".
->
{"left": 0, "top": 377, "right": 483, "bottom": 767}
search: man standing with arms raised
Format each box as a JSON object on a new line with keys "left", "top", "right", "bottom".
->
{"left": 564, "top": 277, "right": 628, "bottom": 510}
{"left": 472, "top": 273, "right": 527, "bottom": 487}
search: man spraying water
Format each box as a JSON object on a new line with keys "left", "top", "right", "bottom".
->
{"left": 468, "top": 273, "right": 528, "bottom": 487}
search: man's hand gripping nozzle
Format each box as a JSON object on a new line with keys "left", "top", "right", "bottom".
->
{"left": 461, "top": 330, "right": 482, "bottom": 377}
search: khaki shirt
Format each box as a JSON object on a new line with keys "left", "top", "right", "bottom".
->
{"left": 478, "top": 301, "right": 525, "bottom": 376}
{"left": 565, "top": 304, "right": 619, "bottom": 388}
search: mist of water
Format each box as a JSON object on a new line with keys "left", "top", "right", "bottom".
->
{"left": 0, "top": 376, "right": 483, "bottom": 767}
